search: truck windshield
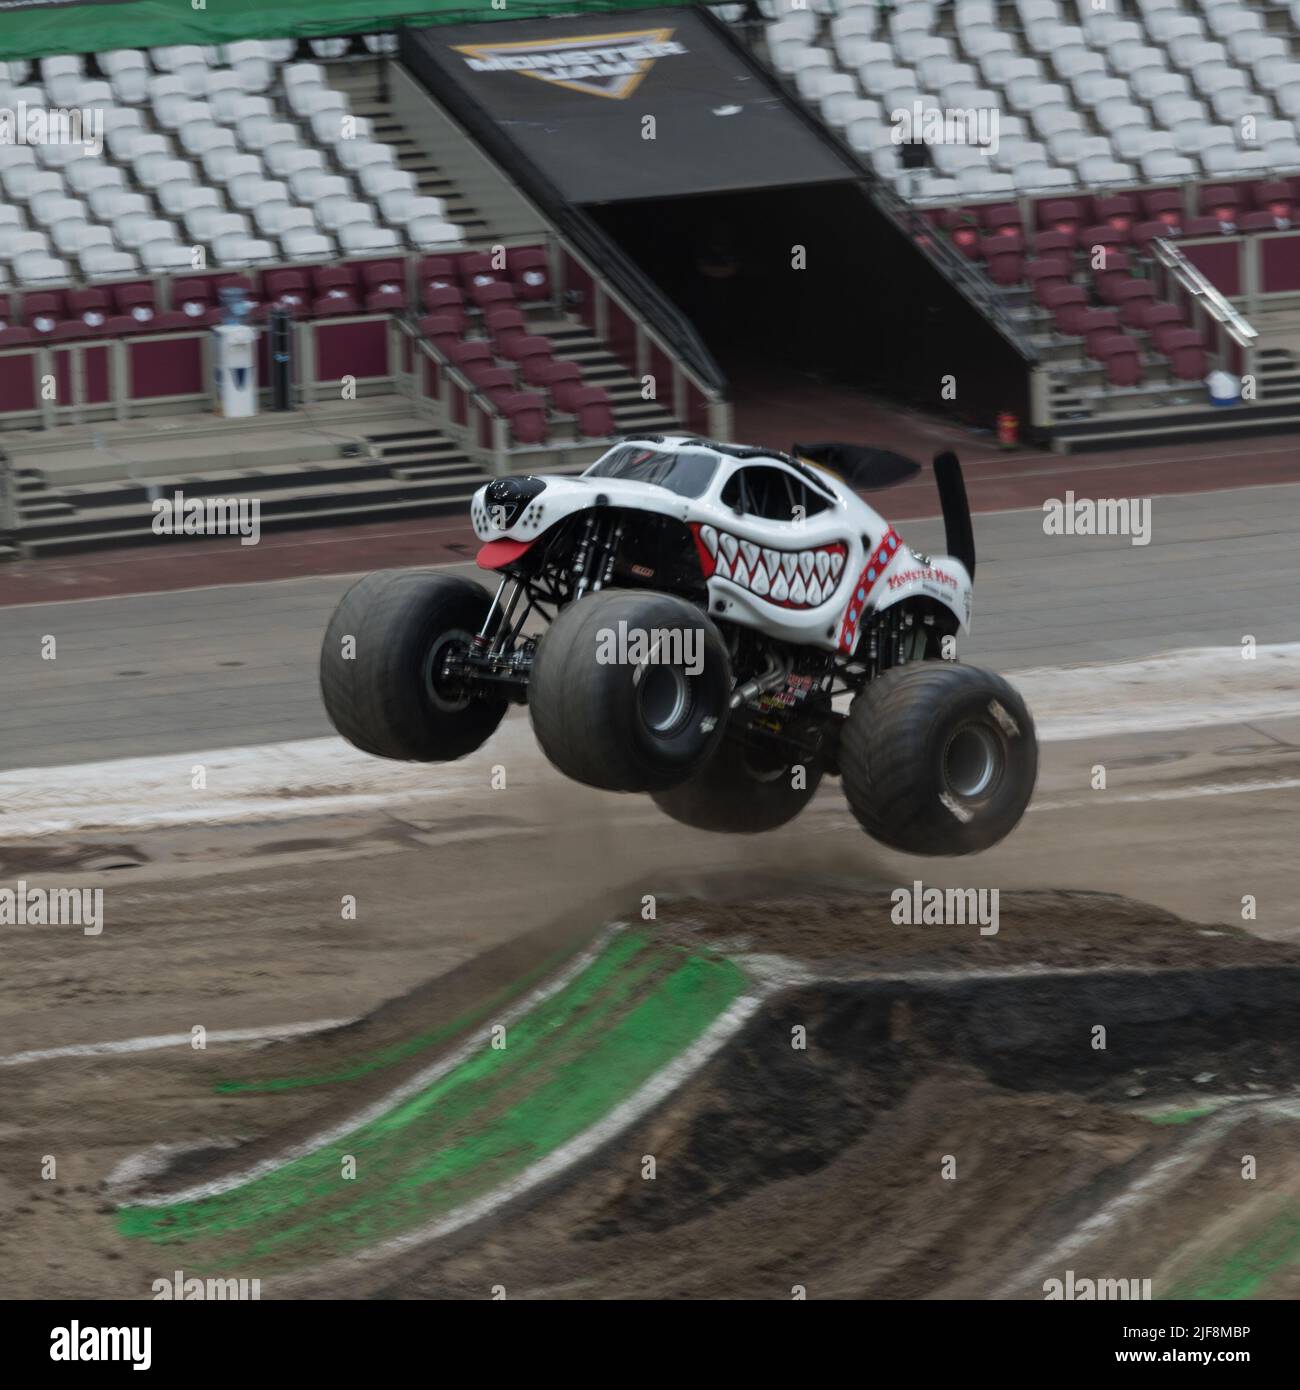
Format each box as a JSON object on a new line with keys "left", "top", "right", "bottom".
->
{"left": 584, "top": 445, "right": 718, "bottom": 499}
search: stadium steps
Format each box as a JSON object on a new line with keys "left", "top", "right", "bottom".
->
{"left": 324, "top": 63, "right": 492, "bottom": 246}
{"left": 535, "top": 323, "right": 681, "bottom": 433}
{"left": 10, "top": 424, "right": 494, "bottom": 555}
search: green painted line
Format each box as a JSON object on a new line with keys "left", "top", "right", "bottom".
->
{"left": 118, "top": 931, "right": 747, "bottom": 1271}
{"left": 215, "top": 936, "right": 586, "bottom": 1094}
{"left": 1147, "top": 1106, "right": 1217, "bottom": 1127}
{"left": 1164, "top": 1206, "right": 1300, "bottom": 1300}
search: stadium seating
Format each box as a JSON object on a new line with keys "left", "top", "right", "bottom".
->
{"left": 757, "top": 0, "right": 1300, "bottom": 200}
{"left": 0, "top": 40, "right": 464, "bottom": 289}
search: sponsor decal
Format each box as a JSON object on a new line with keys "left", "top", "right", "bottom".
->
{"left": 451, "top": 28, "right": 687, "bottom": 100}
{"left": 886, "top": 565, "right": 959, "bottom": 592}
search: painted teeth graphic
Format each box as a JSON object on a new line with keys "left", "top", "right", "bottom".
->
{"left": 698, "top": 528, "right": 851, "bottom": 609}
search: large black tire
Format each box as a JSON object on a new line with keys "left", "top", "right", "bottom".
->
{"left": 320, "top": 570, "right": 506, "bottom": 762}
{"left": 528, "top": 588, "right": 731, "bottom": 793}
{"left": 652, "top": 734, "right": 823, "bottom": 833}
{"left": 841, "top": 662, "right": 1037, "bottom": 856}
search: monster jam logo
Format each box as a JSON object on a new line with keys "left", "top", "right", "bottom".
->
{"left": 887, "top": 566, "right": 959, "bottom": 591}
{"left": 452, "top": 29, "right": 687, "bottom": 100}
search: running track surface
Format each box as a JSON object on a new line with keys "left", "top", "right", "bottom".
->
{"left": 2, "top": 407, "right": 1296, "bottom": 607}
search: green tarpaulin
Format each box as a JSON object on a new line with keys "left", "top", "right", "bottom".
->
{"left": 0, "top": 0, "right": 695, "bottom": 64}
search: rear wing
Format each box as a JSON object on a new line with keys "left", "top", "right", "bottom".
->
{"left": 933, "top": 451, "right": 975, "bottom": 578}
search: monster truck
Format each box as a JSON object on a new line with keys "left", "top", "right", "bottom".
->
{"left": 319, "top": 436, "right": 1036, "bottom": 855}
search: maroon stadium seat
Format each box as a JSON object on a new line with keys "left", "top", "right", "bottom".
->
{"left": 1150, "top": 318, "right": 1190, "bottom": 355}
{"left": 1240, "top": 210, "right": 1289, "bottom": 232}
{"left": 459, "top": 252, "right": 505, "bottom": 292}
{"left": 171, "top": 277, "right": 216, "bottom": 323}
{"left": 1096, "top": 333, "right": 1143, "bottom": 386}
{"left": 979, "top": 203, "right": 1022, "bottom": 237}
{"left": 1111, "top": 280, "right": 1158, "bottom": 327}
{"left": 1132, "top": 219, "right": 1177, "bottom": 249}
{"left": 1078, "top": 308, "right": 1121, "bottom": 359}
{"left": 1160, "top": 328, "right": 1207, "bottom": 381}
{"left": 1079, "top": 225, "right": 1129, "bottom": 256}
{"left": 263, "top": 269, "right": 311, "bottom": 311}
{"left": 1038, "top": 199, "right": 1085, "bottom": 238}
{"left": 982, "top": 234, "right": 1024, "bottom": 285}
{"left": 1043, "top": 284, "right": 1088, "bottom": 335}
{"left": 1094, "top": 254, "right": 1134, "bottom": 301}
{"left": 418, "top": 256, "right": 460, "bottom": 291}
{"left": 365, "top": 286, "right": 405, "bottom": 312}
{"left": 498, "top": 390, "right": 548, "bottom": 445}
{"left": 49, "top": 319, "right": 92, "bottom": 341}
{"left": 508, "top": 247, "right": 551, "bottom": 302}
{"left": 424, "top": 286, "right": 466, "bottom": 329}
{"left": 531, "top": 359, "right": 583, "bottom": 412}
{"left": 1140, "top": 189, "right": 1183, "bottom": 221}
{"left": 0, "top": 326, "right": 35, "bottom": 346}
{"left": 311, "top": 266, "right": 353, "bottom": 295}
{"left": 418, "top": 313, "right": 462, "bottom": 352}
{"left": 1026, "top": 258, "right": 1071, "bottom": 306}
{"left": 66, "top": 288, "right": 112, "bottom": 330}
{"left": 312, "top": 291, "right": 360, "bottom": 317}
{"left": 496, "top": 332, "right": 552, "bottom": 367}
{"left": 485, "top": 306, "right": 525, "bottom": 342}
{"left": 360, "top": 260, "right": 406, "bottom": 311}
{"left": 1094, "top": 194, "right": 1139, "bottom": 232}
{"left": 949, "top": 223, "right": 982, "bottom": 260}
{"left": 571, "top": 386, "right": 615, "bottom": 438}
{"left": 1183, "top": 216, "right": 1233, "bottom": 237}
{"left": 470, "top": 281, "right": 516, "bottom": 312}
{"left": 1200, "top": 184, "right": 1243, "bottom": 218}
{"left": 465, "top": 364, "right": 516, "bottom": 402}
{"left": 1252, "top": 180, "right": 1295, "bottom": 221}
{"left": 24, "top": 292, "right": 67, "bottom": 334}
{"left": 1033, "top": 229, "right": 1076, "bottom": 260}
{"left": 447, "top": 339, "right": 493, "bottom": 371}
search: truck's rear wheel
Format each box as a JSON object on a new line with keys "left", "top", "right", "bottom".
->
{"left": 652, "top": 735, "right": 823, "bottom": 832}
{"left": 320, "top": 570, "right": 506, "bottom": 762}
{"left": 528, "top": 588, "right": 731, "bottom": 793}
{"left": 841, "top": 662, "right": 1036, "bottom": 855}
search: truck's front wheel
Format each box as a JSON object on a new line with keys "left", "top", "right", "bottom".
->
{"left": 320, "top": 570, "right": 506, "bottom": 762}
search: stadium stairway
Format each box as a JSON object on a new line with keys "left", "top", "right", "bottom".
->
{"left": 322, "top": 57, "right": 493, "bottom": 248}
{"left": 3, "top": 404, "right": 498, "bottom": 557}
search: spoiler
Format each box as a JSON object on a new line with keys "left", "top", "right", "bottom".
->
{"left": 933, "top": 450, "right": 975, "bottom": 577}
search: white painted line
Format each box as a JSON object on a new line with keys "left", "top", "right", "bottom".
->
{"left": 991, "top": 1098, "right": 1300, "bottom": 1299}
{"left": 1031, "top": 777, "right": 1300, "bottom": 813}
{"left": 1009, "top": 643, "right": 1300, "bottom": 741}
{"left": 118, "top": 921, "right": 629, "bottom": 1206}
{"left": 0, "top": 1018, "right": 354, "bottom": 1068}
